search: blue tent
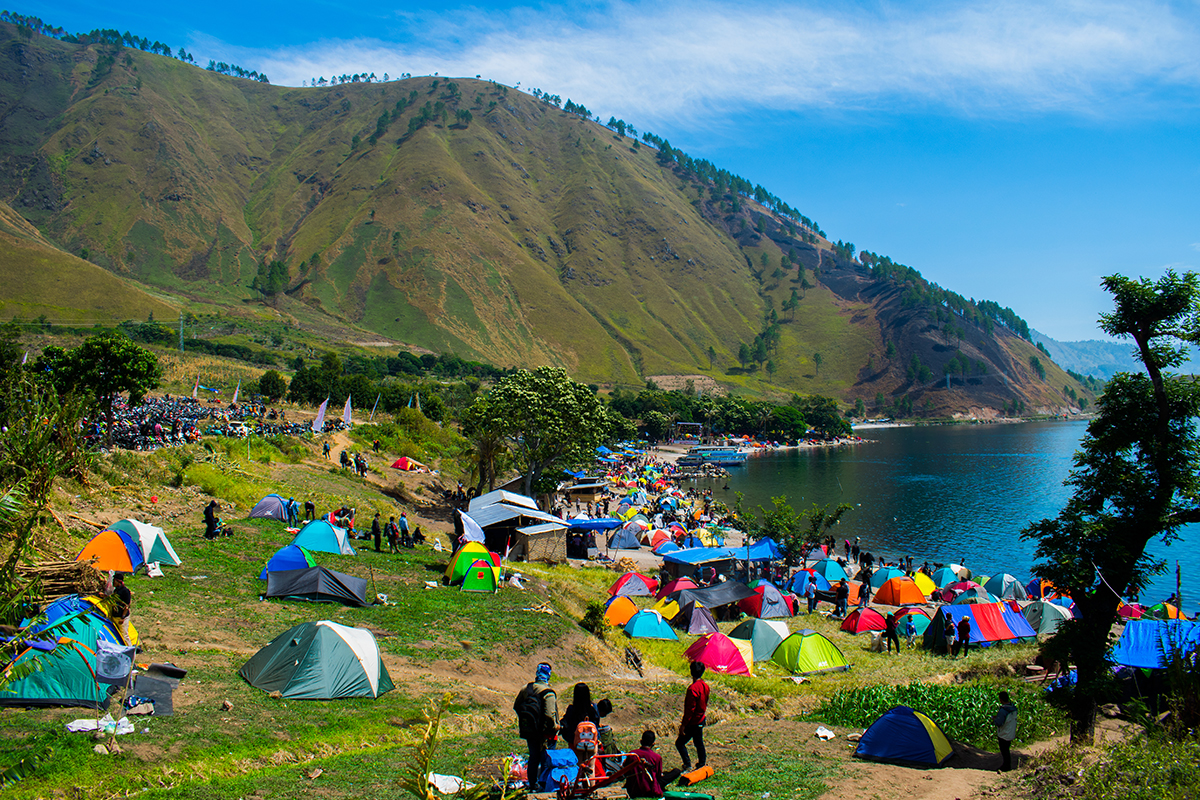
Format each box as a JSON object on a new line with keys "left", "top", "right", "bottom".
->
{"left": 785, "top": 571, "right": 831, "bottom": 594}
{"left": 1110, "top": 619, "right": 1200, "bottom": 669}
{"left": 854, "top": 706, "right": 954, "bottom": 766}
{"left": 290, "top": 519, "right": 356, "bottom": 556}
{"left": 624, "top": 610, "right": 678, "bottom": 640}
{"left": 812, "top": 558, "right": 848, "bottom": 582}
{"left": 746, "top": 538, "right": 784, "bottom": 561}
{"left": 259, "top": 544, "right": 317, "bottom": 579}
{"left": 249, "top": 493, "right": 290, "bottom": 521}
{"left": 567, "top": 518, "right": 622, "bottom": 531}
{"left": 606, "top": 527, "right": 642, "bottom": 549}
{"left": 654, "top": 541, "right": 681, "bottom": 555}
{"left": 662, "top": 547, "right": 735, "bottom": 566}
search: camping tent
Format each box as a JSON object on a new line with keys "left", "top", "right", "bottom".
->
{"left": 895, "top": 607, "right": 932, "bottom": 636}
{"left": 76, "top": 528, "right": 144, "bottom": 573}
{"left": 983, "top": 574, "right": 1028, "bottom": 600}
{"left": 265, "top": 567, "right": 370, "bottom": 607}
{"left": 738, "top": 582, "right": 792, "bottom": 619}
{"left": 1022, "top": 600, "right": 1072, "bottom": 636}
{"left": 854, "top": 706, "right": 954, "bottom": 766}
{"left": 1110, "top": 619, "right": 1200, "bottom": 669}
{"left": 461, "top": 559, "right": 500, "bottom": 593}
{"left": 391, "top": 456, "right": 427, "bottom": 471}
{"left": 772, "top": 630, "right": 850, "bottom": 676}
{"left": 624, "top": 610, "right": 678, "bottom": 640}
{"left": 657, "top": 577, "right": 698, "bottom": 599}
{"left": 1026, "top": 579, "right": 1060, "bottom": 600}
{"left": 0, "top": 638, "right": 106, "bottom": 708}
{"left": 672, "top": 601, "right": 719, "bottom": 635}
{"left": 606, "top": 526, "right": 642, "bottom": 549}
{"left": 239, "top": 621, "right": 394, "bottom": 700}
{"left": 745, "top": 538, "right": 784, "bottom": 561}
{"left": 840, "top": 607, "right": 887, "bottom": 634}
{"left": 729, "top": 618, "right": 790, "bottom": 661}
{"left": 1148, "top": 603, "right": 1188, "bottom": 620}
{"left": 106, "top": 519, "right": 180, "bottom": 567}
{"left": 812, "top": 558, "right": 847, "bottom": 582}
{"left": 248, "top": 493, "right": 289, "bottom": 521}
{"left": 290, "top": 519, "right": 356, "bottom": 556}
{"left": 259, "top": 544, "right": 316, "bottom": 579}
{"left": 785, "top": 570, "right": 831, "bottom": 595}
{"left": 874, "top": 577, "right": 927, "bottom": 605}
{"left": 930, "top": 566, "right": 960, "bottom": 588}
{"left": 604, "top": 596, "right": 640, "bottom": 627}
{"left": 911, "top": 571, "right": 937, "bottom": 597}
{"left": 609, "top": 573, "right": 658, "bottom": 597}
{"left": 684, "top": 633, "right": 754, "bottom": 676}
{"left": 870, "top": 567, "right": 907, "bottom": 589}
{"left": 952, "top": 589, "right": 995, "bottom": 605}
{"left": 923, "top": 604, "right": 1036, "bottom": 650}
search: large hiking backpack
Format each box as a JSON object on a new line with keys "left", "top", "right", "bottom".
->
{"left": 515, "top": 685, "right": 552, "bottom": 739}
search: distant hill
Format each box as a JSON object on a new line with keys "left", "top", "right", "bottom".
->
{"left": 0, "top": 22, "right": 1094, "bottom": 417}
{"left": 1031, "top": 330, "right": 1139, "bottom": 381}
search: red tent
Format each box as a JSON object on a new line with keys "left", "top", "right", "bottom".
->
{"left": 391, "top": 456, "right": 426, "bottom": 471}
{"left": 657, "top": 577, "right": 698, "bottom": 599}
{"left": 609, "top": 573, "right": 658, "bottom": 597}
{"left": 840, "top": 607, "right": 887, "bottom": 634}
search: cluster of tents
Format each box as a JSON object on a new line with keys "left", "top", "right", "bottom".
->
{"left": 602, "top": 572, "right": 850, "bottom": 677}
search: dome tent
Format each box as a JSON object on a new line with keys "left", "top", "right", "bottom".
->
{"left": 624, "top": 610, "right": 678, "bottom": 640}
{"left": 684, "top": 633, "right": 754, "bottom": 676}
{"left": 290, "top": 519, "right": 355, "bottom": 556}
{"left": 840, "top": 607, "right": 887, "bottom": 634}
{"left": 259, "top": 544, "right": 317, "bottom": 579}
{"left": 728, "top": 618, "right": 789, "bottom": 661}
{"left": 854, "top": 706, "right": 954, "bottom": 767}
{"left": 0, "top": 638, "right": 107, "bottom": 709}
{"left": 249, "top": 493, "right": 289, "bottom": 521}
{"left": 76, "top": 528, "right": 144, "bottom": 574}
{"left": 239, "top": 621, "right": 394, "bottom": 700}
{"left": 106, "top": 519, "right": 181, "bottom": 567}
{"left": 771, "top": 630, "right": 850, "bottom": 676}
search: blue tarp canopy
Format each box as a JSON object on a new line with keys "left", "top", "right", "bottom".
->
{"left": 1110, "top": 619, "right": 1200, "bottom": 669}
{"left": 567, "top": 517, "right": 623, "bottom": 531}
{"left": 744, "top": 538, "right": 784, "bottom": 561}
{"left": 662, "top": 547, "right": 736, "bottom": 565}
{"left": 563, "top": 469, "right": 587, "bottom": 479}
{"left": 596, "top": 446, "right": 613, "bottom": 455}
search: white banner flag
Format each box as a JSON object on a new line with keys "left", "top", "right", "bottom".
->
{"left": 342, "top": 395, "right": 352, "bottom": 426}
{"left": 312, "top": 397, "right": 329, "bottom": 433}
{"left": 232, "top": 380, "right": 240, "bottom": 405}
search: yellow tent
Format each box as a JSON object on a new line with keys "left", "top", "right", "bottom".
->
{"left": 911, "top": 572, "right": 937, "bottom": 597}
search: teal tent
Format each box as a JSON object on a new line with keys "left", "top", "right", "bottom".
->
{"left": 290, "top": 519, "right": 356, "bottom": 555}
{"left": 239, "top": 621, "right": 394, "bottom": 700}
{"left": 728, "top": 618, "right": 789, "bottom": 661}
{"left": 624, "top": 610, "right": 678, "bottom": 640}
{"left": 0, "top": 638, "right": 107, "bottom": 708}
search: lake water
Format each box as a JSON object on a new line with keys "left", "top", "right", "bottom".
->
{"left": 707, "top": 421, "right": 1198, "bottom": 615}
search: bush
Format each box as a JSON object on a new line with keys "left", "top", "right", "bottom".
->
{"left": 259, "top": 370, "right": 286, "bottom": 401}
{"left": 812, "top": 681, "right": 1064, "bottom": 748}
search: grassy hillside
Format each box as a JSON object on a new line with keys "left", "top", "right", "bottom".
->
{"left": 0, "top": 23, "right": 1095, "bottom": 416}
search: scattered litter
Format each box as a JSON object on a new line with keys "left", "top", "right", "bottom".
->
{"left": 424, "top": 581, "right": 440, "bottom": 590}
{"left": 376, "top": 593, "right": 389, "bottom": 604}
{"left": 508, "top": 574, "right": 525, "bottom": 589}
{"left": 429, "top": 773, "right": 473, "bottom": 794}
{"left": 146, "top": 563, "right": 163, "bottom": 578}
{"left": 847, "top": 733, "right": 863, "bottom": 742}
{"left": 523, "top": 602, "right": 557, "bottom": 615}
{"left": 433, "top": 540, "right": 444, "bottom": 552}
{"left": 307, "top": 768, "right": 323, "bottom": 781}
{"left": 815, "top": 725, "right": 835, "bottom": 740}
{"left": 185, "top": 575, "right": 208, "bottom": 580}
{"left": 67, "top": 715, "right": 135, "bottom": 735}
{"left": 783, "top": 676, "right": 809, "bottom": 684}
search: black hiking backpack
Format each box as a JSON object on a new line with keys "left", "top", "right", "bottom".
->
{"left": 515, "top": 684, "right": 552, "bottom": 739}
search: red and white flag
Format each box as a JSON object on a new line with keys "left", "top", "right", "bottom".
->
{"left": 192, "top": 374, "right": 200, "bottom": 399}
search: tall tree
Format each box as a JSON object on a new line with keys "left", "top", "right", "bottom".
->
{"left": 466, "top": 367, "right": 610, "bottom": 496}
{"left": 1023, "top": 271, "right": 1200, "bottom": 743}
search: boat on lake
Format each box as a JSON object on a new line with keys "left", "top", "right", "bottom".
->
{"left": 685, "top": 445, "right": 749, "bottom": 466}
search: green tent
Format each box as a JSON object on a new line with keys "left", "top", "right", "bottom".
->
{"left": 1022, "top": 600, "right": 1072, "bottom": 635}
{"left": 461, "top": 559, "right": 500, "bottom": 593}
{"left": 239, "top": 621, "right": 394, "bottom": 700}
{"left": 771, "top": 629, "right": 850, "bottom": 676}
{"left": 0, "top": 638, "right": 107, "bottom": 708}
{"left": 728, "top": 618, "right": 790, "bottom": 661}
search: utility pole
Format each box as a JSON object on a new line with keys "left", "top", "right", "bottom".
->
{"left": 179, "top": 312, "right": 184, "bottom": 353}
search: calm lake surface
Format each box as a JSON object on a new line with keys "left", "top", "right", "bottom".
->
{"left": 709, "top": 421, "right": 1198, "bottom": 615}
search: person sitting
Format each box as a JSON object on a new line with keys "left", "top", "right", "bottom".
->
{"left": 621, "top": 730, "right": 664, "bottom": 798}
{"left": 203, "top": 500, "right": 221, "bottom": 539}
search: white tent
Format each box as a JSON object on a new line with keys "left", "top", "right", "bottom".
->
{"left": 107, "top": 519, "right": 181, "bottom": 568}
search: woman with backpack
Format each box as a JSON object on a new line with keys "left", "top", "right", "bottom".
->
{"left": 560, "top": 683, "right": 601, "bottom": 774}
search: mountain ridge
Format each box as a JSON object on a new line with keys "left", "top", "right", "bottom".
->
{"left": 0, "top": 23, "right": 1093, "bottom": 416}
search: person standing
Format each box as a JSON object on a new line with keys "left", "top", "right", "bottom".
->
{"left": 399, "top": 511, "right": 411, "bottom": 548}
{"left": 322, "top": 440, "right": 331, "bottom": 460}
{"left": 385, "top": 516, "right": 399, "bottom": 554}
{"left": 885, "top": 611, "right": 901, "bottom": 654}
{"left": 203, "top": 500, "right": 220, "bottom": 539}
{"left": 860, "top": 578, "right": 872, "bottom": 608}
{"left": 805, "top": 577, "right": 817, "bottom": 614}
{"left": 286, "top": 497, "right": 298, "bottom": 527}
{"left": 107, "top": 573, "right": 133, "bottom": 643}
{"left": 957, "top": 615, "right": 973, "bottom": 657}
{"left": 943, "top": 616, "right": 957, "bottom": 656}
{"left": 304, "top": 499, "right": 316, "bottom": 521}
{"left": 514, "top": 663, "right": 558, "bottom": 790}
{"left": 993, "top": 690, "right": 1018, "bottom": 771}
{"left": 371, "top": 512, "right": 382, "bottom": 553}
{"left": 676, "top": 661, "right": 709, "bottom": 771}
{"left": 835, "top": 580, "right": 849, "bottom": 617}
{"left": 904, "top": 613, "right": 917, "bottom": 648}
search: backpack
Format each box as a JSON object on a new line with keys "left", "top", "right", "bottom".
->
{"left": 573, "top": 720, "right": 599, "bottom": 754}
{"left": 537, "top": 747, "right": 579, "bottom": 792}
{"left": 515, "top": 684, "right": 552, "bottom": 740}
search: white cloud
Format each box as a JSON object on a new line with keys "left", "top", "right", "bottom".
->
{"left": 1191, "top": 242, "right": 1200, "bottom": 251}
{"left": 213, "top": 0, "right": 1200, "bottom": 126}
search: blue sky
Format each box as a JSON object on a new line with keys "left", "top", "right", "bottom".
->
{"left": 24, "top": 0, "right": 1200, "bottom": 341}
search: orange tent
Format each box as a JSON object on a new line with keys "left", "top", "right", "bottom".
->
{"left": 604, "top": 596, "right": 639, "bottom": 627}
{"left": 77, "top": 529, "right": 144, "bottom": 573}
{"left": 875, "top": 577, "right": 928, "bottom": 606}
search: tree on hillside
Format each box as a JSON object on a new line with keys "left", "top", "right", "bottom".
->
{"left": 258, "top": 369, "right": 287, "bottom": 401}
{"left": 466, "top": 367, "right": 610, "bottom": 496}
{"left": 1029, "top": 355, "right": 1046, "bottom": 380}
{"left": 37, "top": 331, "right": 161, "bottom": 444}
{"left": 812, "top": 352, "right": 823, "bottom": 376}
{"left": 1022, "top": 271, "right": 1200, "bottom": 743}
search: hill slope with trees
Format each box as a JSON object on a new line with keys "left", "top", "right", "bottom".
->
{"left": 0, "top": 21, "right": 1091, "bottom": 416}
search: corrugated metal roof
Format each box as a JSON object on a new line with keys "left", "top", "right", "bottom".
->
{"left": 469, "top": 489, "right": 539, "bottom": 512}
{"left": 466, "top": 503, "right": 562, "bottom": 528}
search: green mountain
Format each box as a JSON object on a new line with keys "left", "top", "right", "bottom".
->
{"left": 0, "top": 24, "right": 1092, "bottom": 415}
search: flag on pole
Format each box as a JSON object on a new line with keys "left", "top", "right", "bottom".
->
{"left": 342, "top": 396, "right": 352, "bottom": 426}
{"left": 192, "top": 374, "right": 200, "bottom": 400}
{"left": 312, "top": 397, "right": 329, "bottom": 433}
{"left": 21, "top": 351, "right": 27, "bottom": 365}
{"left": 369, "top": 393, "right": 381, "bottom": 422}
{"left": 415, "top": 392, "right": 421, "bottom": 412}
{"left": 232, "top": 380, "right": 240, "bottom": 405}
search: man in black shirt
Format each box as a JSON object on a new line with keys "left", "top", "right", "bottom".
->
{"left": 110, "top": 574, "right": 133, "bottom": 643}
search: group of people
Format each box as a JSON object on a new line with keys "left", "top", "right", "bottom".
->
{"left": 512, "top": 661, "right": 709, "bottom": 796}
{"left": 369, "top": 511, "right": 423, "bottom": 553}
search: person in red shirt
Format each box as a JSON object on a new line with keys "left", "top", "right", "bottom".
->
{"left": 675, "top": 661, "right": 709, "bottom": 771}
{"left": 623, "top": 730, "right": 664, "bottom": 798}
